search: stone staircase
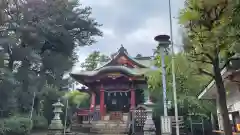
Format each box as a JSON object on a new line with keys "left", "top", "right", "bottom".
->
{"left": 90, "top": 120, "right": 128, "bottom": 134}
{"left": 90, "top": 114, "right": 129, "bottom": 134}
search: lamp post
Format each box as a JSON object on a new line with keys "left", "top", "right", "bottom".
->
{"left": 154, "top": 34, "right": 170, "bottom": 117}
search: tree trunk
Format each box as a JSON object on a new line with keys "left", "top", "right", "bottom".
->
{"left": 213, "top": 64, "right": 232, "bottom": 135}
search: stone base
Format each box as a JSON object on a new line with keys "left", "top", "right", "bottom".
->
{"left": 47, "top": 130, "right": 62, "bottom": 135}
{"left": 144, "top": 131, "right": 155, "bottom": 135}
{"left": 47, "top": 130, "right": 75, "bottom": 135}
{"left": 49, "top": 119, "right": 64, "bottom": 130}
{"left": 144, "top": 118, "right": 156, "bottom": 131}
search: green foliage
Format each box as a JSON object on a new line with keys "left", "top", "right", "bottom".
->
{"left": 179, "top": 0, "right": 240, "bottom": 134}
{"left": 147, "top": 53, "right": 214, "bottom": 115}
{"left": 0, "top": 120, "right": 9, "bottom": 135}
{"left": 0, "top": 116, "right": 32, "bottom": 135}
{"left": 229, "top": 0, "right": 240, "bottom": 52}
{"left": 0, "top": 0, "right": 101, "bottom": 119}
{"left": 64, "top": 90, "right": 89, "bottom": 108}
{"left": 32, "top": 115, "right": 48, "bottom": 130}
{"left": 81, "top": 51, "right": 110, "bottom": 71}
{"left": 179, "top": 0, "right": 234, "bottom": 69}
{"left": 63, "top": 90, "right": 89, "bottom": 125}
{"left": 41, "top": 85, "right": 63, "bottom": 124}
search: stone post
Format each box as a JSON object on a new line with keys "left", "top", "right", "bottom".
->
{"left": 48, "top": 99, "right": 64, "bottom": 135}
{"left": 143, "top": 96, "right": 156, "bottom": 135}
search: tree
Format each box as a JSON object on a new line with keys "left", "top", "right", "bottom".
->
{"left": 99, "top": 54, "right": 111, "bottom": 63}
{"left": 0, "top": 0, "right": 102, "bottom": 116}
{"left": 179, "top": 0, "right": 237, "bottom": 134}
{"left": 64, "top": 90, "right": 89, "bottom": 108}
{"left": 81, "top": 51, "right": 110, "bottom": 71}
{"left": 147, "top": 53, "right": 214, "bottom": 115}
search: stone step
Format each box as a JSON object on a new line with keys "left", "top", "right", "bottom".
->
{"left": 90, "top": 129, "right": 128, "bottom": 134}
{"left": 91, "top": 126, "right": 127, "bottom": 130}
{"left": 74, "top": 133, "right": 127, "bottom": 135}
{"left": 90, "top": 128, "right": 127, "bottom": 132}
{"left": 93, "top": 123, "right": 127, "bottom": 126}
{"left": 92, "top": 120, "right": 127, "bottom": 123}
{"left": 90, "top": 120, "right": 129, "bottom": 134}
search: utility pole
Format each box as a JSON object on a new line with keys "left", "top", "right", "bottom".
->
{"left": 168, "top": 0, "right": 180, "bottom": 134}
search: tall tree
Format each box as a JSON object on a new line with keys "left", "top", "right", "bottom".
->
{"left": 147, "top": 53, "right": 214, "bottom": 115}
{"left": 0, "top": 0, "right": 102, "bottom": 115}
{"left": 179, "top": 0, "right": 237, "bottom": 134}
{"left": 81, "top": 51, "right": 110, "bottom": 71}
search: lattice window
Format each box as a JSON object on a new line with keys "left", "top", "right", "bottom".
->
{"left": 135, "top": 107, "right": 147, "bottom": 127}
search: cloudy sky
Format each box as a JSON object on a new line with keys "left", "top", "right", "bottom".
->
{"left": 76, "top": 0, "right": 184, "bottom": 64}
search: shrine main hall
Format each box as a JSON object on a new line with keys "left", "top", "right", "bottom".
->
{"left": 70, "top": 46, "right": 154, "bottom": 120}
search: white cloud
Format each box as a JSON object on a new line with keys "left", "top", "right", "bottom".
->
{"left": 126, "top": 17, "right": 170, "bottom": 43}
{"left": 101, "top": 27, "right": 116, "bottom": 38}
{"left": 73, "top": 0, "right": 185, "bottom": 65}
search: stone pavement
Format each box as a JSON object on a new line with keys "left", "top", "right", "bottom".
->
{"left": 31, "top": 132, "right": 127, "bottom": 135}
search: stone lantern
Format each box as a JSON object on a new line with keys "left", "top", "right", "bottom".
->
{"left": 48, "top": 99, "right": 64, "bottom": 134}
{"left": 143, "top": 96, "right": 156, "bottom": 135}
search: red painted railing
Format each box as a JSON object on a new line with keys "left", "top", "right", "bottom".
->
{"left": 77, "top": 108, "right": 90, "bottom": 116}
{"left": 76, "top": 108, "right": 101, "bottom": 122}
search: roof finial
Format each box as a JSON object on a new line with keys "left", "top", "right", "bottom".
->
{"left": 119, "top": 44, "right": 128, "bottom": 54}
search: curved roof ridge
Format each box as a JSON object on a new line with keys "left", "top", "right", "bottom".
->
{"left": 94, "top": 46, "right": 153, "bottom": 70}
{"left": 70, "top": 65, "right": 151, "bottom": 79}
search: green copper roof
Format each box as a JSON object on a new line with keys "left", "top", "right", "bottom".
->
{"left": 71, "top": 66, "right": 152, "bottom": 78}
{"left": 95, "top": 46, "right": 154, "bottom": 70}
{"left": 97, "top": 59, "right": 154, "bottom": 69}
{"left": 70, "top": 46, "right": 158, "bottom": 83}
{"left": 136, "top": 59, "right": 154, "bottom": 67}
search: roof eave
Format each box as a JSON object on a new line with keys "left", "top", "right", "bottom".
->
{"left": 95, "top": 50, "right": 149, "bottom": 70}
{"left": 70, "top": 66, "right": 149, "bottom": 80}
{"left": 198, "top": 67, "right": 227, "bottom": 100}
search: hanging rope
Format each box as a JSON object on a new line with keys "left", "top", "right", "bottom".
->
{"left": 105, "top": 89, "right": 131, "bottom": 93}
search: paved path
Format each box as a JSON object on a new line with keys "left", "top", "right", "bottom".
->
{"left": 31, "top": 132, "right": 127, "bottom": 135}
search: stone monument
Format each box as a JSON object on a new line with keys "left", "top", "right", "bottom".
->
{"left": 48, "top": 99, "right": 64, "bottom": 135}
{"left": 143, "top": 96, "right": 156, "bottom": 135}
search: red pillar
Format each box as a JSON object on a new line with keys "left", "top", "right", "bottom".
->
{"left": 130, "top": 87, "right": 135, "bottom": 111}
{"left": 100, "top": 85, "right": 105, "bottom": 119}
{"left": 90, "top": 92, "right": 96, "bottom": 112}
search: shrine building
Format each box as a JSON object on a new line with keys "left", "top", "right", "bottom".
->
{"left": 70, "top": 46, "right": 155, "bottom": 120}
{"left": 198, "top": 57, "right": 240, "bottom": 132}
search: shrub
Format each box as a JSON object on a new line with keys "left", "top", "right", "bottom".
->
{"left": 3, "top": 116, "right": 32, "bottom": 135}
{"left": 32, "top": 115, "right": 48, "bottom": 130}
{"left": 0, "top": 119, "right": 9, "bottom": 135}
